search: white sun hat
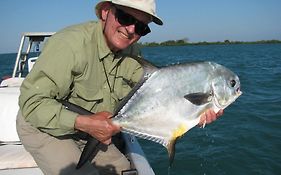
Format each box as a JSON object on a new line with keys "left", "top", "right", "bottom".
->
{"left": 95, "top": 0, "right": 163, "bottom": 25}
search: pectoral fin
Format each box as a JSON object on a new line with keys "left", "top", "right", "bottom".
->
{"left": 184, "top": 92, "right": 213, "bottom": 105}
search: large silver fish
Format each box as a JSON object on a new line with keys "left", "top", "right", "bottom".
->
{"left": 112, "top": 58, "right": 242, "bottom": 165}
{"left": 61, "top": 57, "right": 242, "bottom": 168}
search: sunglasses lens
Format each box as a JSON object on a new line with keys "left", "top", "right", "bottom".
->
{"left": 116, "top": 9, "right": 133, "bottom": 25}
{"left": 135, "top": 23, "right": 151, "bottom": 36}
{"left": 115, "top": 8, "right": 151, "bottom": 36}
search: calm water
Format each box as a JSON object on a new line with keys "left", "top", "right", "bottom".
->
{"left": 1, "top": 44, "right": 281, "bottom": 174}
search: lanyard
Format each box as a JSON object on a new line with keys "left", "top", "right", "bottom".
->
{"left": 101, "top": 55, "right": 125, "bottom": 93}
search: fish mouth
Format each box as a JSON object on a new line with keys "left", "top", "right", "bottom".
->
{"left": 236, "top": 86, "right": 242, "bottom": 94}
{"left": 237, "top": 90, "right": 243, "bottom": 97}
{"left": 213, "top": 90, "right": 242, "bottom": 110}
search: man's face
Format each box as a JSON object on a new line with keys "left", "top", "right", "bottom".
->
{"left": 101, "top": 4, "right": 152, "bottom": 52}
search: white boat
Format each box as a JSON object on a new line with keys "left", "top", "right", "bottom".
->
{"left": 0, "top": 32, "right": 154, "bottom": 175}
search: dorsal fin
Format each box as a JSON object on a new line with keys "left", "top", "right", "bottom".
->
{"left": 113, "top": 55, "right": 159, "bottom": 116}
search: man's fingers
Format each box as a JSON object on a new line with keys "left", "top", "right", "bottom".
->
{"left": 198, "top": 109, "right": 224, "bottom": 127}
{"left": 206, "top": 110, "right": 217, "bottom": 123}
{"left": 96, "top": 111, "right": 112, "bottom": 119}
{"left": 101, "top": 138, "right": 111, "bottom": 145}
{"left": 217, "top": 109, "right": 224, "bottom": 117}
{"left": 198, "top": 112, "right": 207, "bottom": 127}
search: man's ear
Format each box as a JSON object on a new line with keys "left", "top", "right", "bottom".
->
{"left": 100, "top": 2, "right": 112, "bottom": 21}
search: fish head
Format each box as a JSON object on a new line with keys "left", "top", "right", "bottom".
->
{"left": 211, "top": 64, "right": 242, "bottom": 110}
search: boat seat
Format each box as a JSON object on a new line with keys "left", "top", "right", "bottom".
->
{"left": 0, "top": 77, "right": 24, "bottom": 87}
{"left": 0, "top": 86, "right": 21, "bottom": 142}
{"left": 0, "top": 145, "right": 37, "bottom": 170}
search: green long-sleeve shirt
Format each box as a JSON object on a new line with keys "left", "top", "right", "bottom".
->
{"left": 19, "top": 21, "right": 143, "bottom": 136}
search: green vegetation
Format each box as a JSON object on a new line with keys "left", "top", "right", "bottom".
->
{"left": 139, "top": 39, "right": 281, "bottom": 47}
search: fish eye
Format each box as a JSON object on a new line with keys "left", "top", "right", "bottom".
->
{"left": 230, "top": 80, "right": 236, "bottom": 87}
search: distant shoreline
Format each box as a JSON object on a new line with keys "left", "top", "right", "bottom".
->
{"left": 1, "top": 40, "right": 280, "bottom": 54}
{"left": 139, "top": 39, "right": 281, "bottom": 47}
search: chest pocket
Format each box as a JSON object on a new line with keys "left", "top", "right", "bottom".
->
{"left": 112, "top": 76, "right": 135, "bottom": 101}
{"left": 70, "top": 84, "right": 104, "bottom": 112}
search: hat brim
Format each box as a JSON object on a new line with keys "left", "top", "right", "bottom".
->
{"left": 95, "top": 1, "right": 163, "bottom": 25}
{"left": 152, "top": 16, "right": 163, "bottom": 26}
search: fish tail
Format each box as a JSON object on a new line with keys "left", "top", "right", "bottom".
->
{"left": 76, "top": 137, "right": 100, "bottom": 169}
{"left": 56, "top": 99, "right": 102, "bottom": 169}
{"left": 167, "top": 138, "right": 179, "bottom": 167}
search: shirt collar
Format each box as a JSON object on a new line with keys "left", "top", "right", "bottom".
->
{"left": 96, "top": 21, "right": 112, "bottom": 61}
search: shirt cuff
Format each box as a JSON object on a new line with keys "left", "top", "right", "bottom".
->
{"left": 59, "top": 109, "right": 78, "bottom": 134}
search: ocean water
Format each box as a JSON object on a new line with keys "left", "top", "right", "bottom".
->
{"left": 1, "top": 44, "right": 280, "bottom": 174}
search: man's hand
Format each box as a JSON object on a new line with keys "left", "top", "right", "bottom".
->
{"left": 74, "top": 111, "right": 120, "bottom": 145}
{"left": 198, "top": 109, "right": 224, "bottom": 127}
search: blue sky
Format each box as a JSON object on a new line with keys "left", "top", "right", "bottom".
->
{"left": 0, "top": 0, "right": 280, "bottom": 53}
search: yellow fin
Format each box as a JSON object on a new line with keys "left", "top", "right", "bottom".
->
{"left": 172, "top": 123, "right": 188, "bottom": 139}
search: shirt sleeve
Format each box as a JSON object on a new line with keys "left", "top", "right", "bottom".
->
{"left": 19, "top": 34, "right": 82, "bottom": 136}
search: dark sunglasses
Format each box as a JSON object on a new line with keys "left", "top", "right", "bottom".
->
{"left": 114, "top": 6, "right": 151, "bottom": 36}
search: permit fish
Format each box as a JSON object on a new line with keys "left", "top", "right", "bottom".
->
{"left": 112, "top": 58, "right": 242, "bottom": 165}
{"left": 60, "top": 56, "right": 242, "bottom": 169}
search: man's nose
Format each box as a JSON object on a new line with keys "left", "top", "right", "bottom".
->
{"left": 125, "top": 24, "right": 136, "bottom": 34}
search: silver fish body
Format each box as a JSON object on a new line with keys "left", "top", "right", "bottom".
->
{"left": 112, "top": 61, "right": 242, "bottom": 164}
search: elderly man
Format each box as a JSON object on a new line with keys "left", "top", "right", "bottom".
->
{"left": 17, "top": 0, "right": 222, "bottom": 174}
